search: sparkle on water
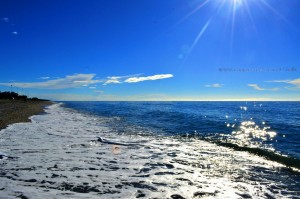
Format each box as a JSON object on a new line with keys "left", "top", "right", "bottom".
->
{"left": 231, "top": 121, "right": 277, "bottom": 149}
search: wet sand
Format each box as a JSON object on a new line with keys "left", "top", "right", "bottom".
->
{"left": 0, "top": 99, "right": 52, "bottom": 130}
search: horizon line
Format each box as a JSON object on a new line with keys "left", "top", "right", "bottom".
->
{"left": 54, "top": 99, "right": 300, "bottom": 102}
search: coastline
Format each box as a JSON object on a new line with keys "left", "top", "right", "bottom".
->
{"left": 0, "top": 99, "right": 53, "bottom": 130}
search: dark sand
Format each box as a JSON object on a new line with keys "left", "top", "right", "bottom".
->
{"left": 0, "top": 100, "right": 52, "bottom": 130}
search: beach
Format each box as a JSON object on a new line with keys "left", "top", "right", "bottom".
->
{"left": 0, "top": 100, "right": 52, "bottom": 130}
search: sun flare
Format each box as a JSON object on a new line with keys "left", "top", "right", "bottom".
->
{"left": 179, "top": 0, "right": 289, "bottom": 57}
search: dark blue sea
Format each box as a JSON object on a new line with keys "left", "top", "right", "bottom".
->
{"left": 1, "top": 101, "right": 300, "bottom": 198}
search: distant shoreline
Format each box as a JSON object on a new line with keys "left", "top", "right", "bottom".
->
{"left": 0, "top": 99, "right": 53, "bottom": 130}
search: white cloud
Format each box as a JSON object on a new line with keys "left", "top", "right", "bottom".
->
{"left": 124, "top": 74, "right": 173, "bottom": 83}
{"left": 248, "top": 84, "right": 264, "bottom": 91}
{"left": 267, "top": 78, "right": 300, "bottom": 90}
{"left": 205, "top": 83, "right": 223, "bottom": 88}
{"left": 248, "top": 84, "right": 278, "bottom": 91}
{"left": 0, "top": 74, "right": 102, "bottom": 89}
{"left": 12, "top": 31, "right": 18, "bottom": 35}
{"left": 103, "top": 76, "right": 122, "bottom": 85}
{"left": 103, "top": 74, "right": 173, "bottom": 85}
{"left": 89, "top": 86, "right": 96, "bottom": 89}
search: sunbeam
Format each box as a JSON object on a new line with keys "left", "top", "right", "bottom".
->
{"left": 180, "top": 0, "right": 292, "bottom": 61}
{"left": 259, "top": 0, "right": 293, "bottom": 26}
{"left": 191, "top": 19, "right": 211, "bottom": 51}
{"left": 176, "top": 0, "right": 211, "bottom": 26}
{"left": 183, "top": 19, "right": 211, "bottom": 63}
{"left": 244, "top": 0, "right": 258, "bottom": 34}
{"left": 230, "top": 0, "right": 238, "bottom": 54}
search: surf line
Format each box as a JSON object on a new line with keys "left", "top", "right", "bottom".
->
{"left": 96, "top": 137, "right": 131, "bottom": 146}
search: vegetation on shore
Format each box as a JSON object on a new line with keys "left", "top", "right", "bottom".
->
{"left": 0, "top": 91, "right": 49, "bottom": 101}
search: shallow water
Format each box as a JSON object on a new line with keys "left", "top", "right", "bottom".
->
{"left": 0, "top": 103, "right": 300, "bottom": 198}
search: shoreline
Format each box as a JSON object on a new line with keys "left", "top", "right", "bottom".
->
{"left": 0, "top": 99, "right": 53, "bottom": 130}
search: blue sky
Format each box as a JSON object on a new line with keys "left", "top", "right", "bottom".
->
{"left": 0, "top": 0, "right": 299, "bottom": 101}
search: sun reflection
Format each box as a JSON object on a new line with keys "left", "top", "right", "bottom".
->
{"left": 231, "top": 120, "right": 277, "bottom": 149}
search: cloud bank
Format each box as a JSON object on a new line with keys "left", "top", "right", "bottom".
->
{"left": 0, "top": 74, "right": 101, "bottom": 89}
{"left": 0, "top": 73, "right": 174, "bottom": 89}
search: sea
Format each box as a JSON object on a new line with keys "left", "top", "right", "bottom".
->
{"left": 0, "top": 101, "right": 299, "bottom": 198}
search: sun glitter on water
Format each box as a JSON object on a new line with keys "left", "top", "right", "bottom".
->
{"left": 231, "top": 120, "right": 277, "bottom": 149}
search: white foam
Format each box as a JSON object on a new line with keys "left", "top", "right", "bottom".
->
{"left": 0, "top": 103, "right": 298, "bottom": 198}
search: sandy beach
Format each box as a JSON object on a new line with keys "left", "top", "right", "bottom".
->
{"left": 0, "top": 99, "right": 52, "bottom": 130}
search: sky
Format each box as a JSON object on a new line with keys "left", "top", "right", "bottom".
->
{"left": 0, "top": 0, "right": 299, "bottom": 101}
